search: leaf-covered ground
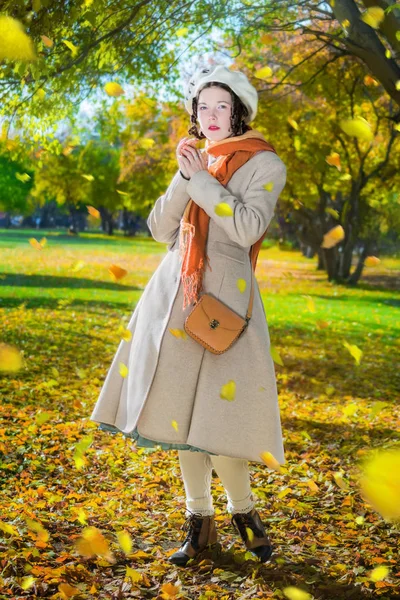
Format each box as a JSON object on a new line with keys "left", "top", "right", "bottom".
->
{"left": 0, "top": 229, "right": 399, "bottom": 599}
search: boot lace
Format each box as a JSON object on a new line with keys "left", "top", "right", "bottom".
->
{"left": 180, "top": 511, "right": 205, "bottom": 549}
{"left": 232, "top": 511, "right": 265, "bottom": 542}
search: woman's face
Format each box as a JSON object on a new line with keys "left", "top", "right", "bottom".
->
{"left": 196, "top": 86, "right": 234, "bottom": 141}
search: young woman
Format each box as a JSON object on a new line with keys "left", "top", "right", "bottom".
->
{"left": 90, "top": 64, "right": 287, "bottom": 567}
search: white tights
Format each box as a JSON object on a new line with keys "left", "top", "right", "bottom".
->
{"left": 178, "top": 449, "right": 256, "bottom": 517}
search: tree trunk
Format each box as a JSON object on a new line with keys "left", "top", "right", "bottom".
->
{"left": 68, "top": 204, "right": 80, "bottom": 234}
{"left": 347, "top": 238, "right": 373, "bottom": 285}
{"left": 317, "top": 248, "right": 325, "bottom": 270}
{"left": 322, "top": 247, "right": 339, "bottom": 281}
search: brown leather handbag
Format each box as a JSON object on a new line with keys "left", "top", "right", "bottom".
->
{"left": 184, "top": 255, "right": 255, "bottom": 354}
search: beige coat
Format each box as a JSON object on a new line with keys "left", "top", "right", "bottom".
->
{"left": 90, "top": 148, "right": 287, "bottom": 464}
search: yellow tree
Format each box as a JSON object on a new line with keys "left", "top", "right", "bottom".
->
{"left": 233, "top": 26, "right": 400, "bottom": 284}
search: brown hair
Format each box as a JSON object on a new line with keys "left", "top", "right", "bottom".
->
{"left": 188, "top": 82, "right": 251, "bottom": 140}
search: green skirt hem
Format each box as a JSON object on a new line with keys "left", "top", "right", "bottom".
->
{"left": 98, "top": 423, "right": 217, "bottom": 455}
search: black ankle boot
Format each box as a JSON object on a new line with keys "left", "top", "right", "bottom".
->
{"left": 168, "top": 511, "right": 218, "bottom": 567}
{"left": 231, "top": 507, "right": 273, "bottom": 562}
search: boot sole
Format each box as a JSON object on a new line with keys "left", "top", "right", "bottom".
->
{"left": 168, "top": 542, "right": 221, "bottom": 567}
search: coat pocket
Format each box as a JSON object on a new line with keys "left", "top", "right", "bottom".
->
{"left": 212, "top": 241, "right": 247, "bottom": 264}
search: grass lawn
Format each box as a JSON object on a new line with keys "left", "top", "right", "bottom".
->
{"left": 0, "top": 228, "right": 399, "bottom": 599}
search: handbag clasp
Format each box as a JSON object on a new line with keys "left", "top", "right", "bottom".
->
{"left": 209, "top": 318, "right": 220, "bottom": 329}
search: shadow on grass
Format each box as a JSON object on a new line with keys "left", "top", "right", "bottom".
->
{"left": 0, "top": 229, "right": 164, "bottom": 250}
{"left": 0, "top": 272, "right": 140, "bottom": 292}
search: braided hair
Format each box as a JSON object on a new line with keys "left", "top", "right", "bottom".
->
{"left": 188, "top": 82, "right": 251, "bottom": 140}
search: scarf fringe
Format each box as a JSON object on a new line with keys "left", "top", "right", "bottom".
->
{"left": 179, "top": 219, "right": 208, "bottom": 309}
{"left": 181, "top": 258, "right": 206, "bottom": 309}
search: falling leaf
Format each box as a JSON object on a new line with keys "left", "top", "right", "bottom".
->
{"left": 283, "top": 587, "right": 312, "bottom": 600}
{"left": 116, "top": 189, "right": 129, "bottom": 196}
{"left": 36, "top": 88, "right": 46, "bottom": 100}
{"left": 16, "top": 172, "right": 31, "bottom": 182}
{"left": 361, "top": 7, "right": 385, "bottom": 29}
{"left": 119, "top": 363, "right": 128, "bottom": 378}
{"left": 325, "top": 207, "right": 340, "bottom": 219}
{"left": 325, "top": 384, "right": 335, "bottom": 396}
{"left": 62, "top": 40, "right": 79, "bottom": 56}
{"left": 343, "top": 341, "right": 363, "bottom": 365}
{"left": 303, "top": 295, "right": 316, "bottom": 313}
{"left": 0, "top": 343, "right": 23, "bottom": 372}
{"left": 117, "top": 326, "right": 132, "bottom": 342}
{"left": 176, "top": 27, "right": 189, "bottom": 36}
{"left": 365, "top": 256, "right": 380, "bottom": 266}
{"left": 20, "top": 576, "right": 36, "bottom": 590}
{"left": 236, "top": 278, "right": 246, "bottom": 293}
{"left": 245, "top": 527, "right": 254, "bottom": 542}
{"left": 270, "top": 344, "right": 284, "bottom": 366}
{"left": 339, "top": 116, "right": 373, "bottom": 142}
{"left": 341, "top": 19, "right": 350, "bottom": 28}
{"left": 0, "top": 16, "right": 37, "bottom": 61}
{"left": 287, "top": 117, "right": 299, "bottom": 130}
{"left": 171, "top": 420, "right": 179, "bottom": 432}
{"left": 82, "top": 174, "right": 95, "bottom": 182}
{"left": 169, "top": 328, "right": 187, "bottom": 340}
{"left": 220, "top": 380, "right": 236, "bottom": 401}
{"left": 29, "top": 237, "right": 45, "bottom": 250}
{"left": 343, "top": 403, "right": 358, "bottom": 417}
{"left": 77, "top": 509, "right": 87, "bottom": 525}
{"left": 104, "top": 82, "right": 125, "bottom": 97}
{"left": 316, "top": 320, "right": 329, "bottom": 329}
{"left": 71, "top": 260, "right": 86, "bottom": 272}
{"left": 138, "top": 138, "right": 156, "bottom": 150}
{"left": 75, "top": 526, "right": 113, "bottom": 560}
{"left": 255, "top": 66, "right": 273, "bottom": 79}
{"left": 87, "top": 205, "right": 100, "bottom": 218}
{"left": 333, "top": 471, "right": 350, "bottom": 490}
{"left": 364, "top": 75, "right": 379, "bottom": 86}
{"left": 321, "top": 225, "right": 345, "bottom": 248}
{"left": 62, "top": 145, "right": 75, "bottom": 156}
{"left": 359, "top": 448, "right": 400, "bottom": 519}
{"left": 326, "top": 152, "right": 341, "bottom": 170}
{"left": 339, "top": 173, "right": 352, "bottom": 181}
{"left": 369, "top": 565, "right": 390, "bottom": 582}
{"left": 109, "top": 264, "right": 128, "bottom": 281}
{"left": 41, "top": 35, "right": 53, "bottom": 48}
{"left": 355, "top": 515, "right": 365, "bottom": 525}
{"left": 214, "top": 202, "right": 233, "bottom": 217}
{"left": 260, "top": 451, "right": 282, "bottom": 472}
{"left": 263, "top": 181, "right": 274, "bottom": 192}
{"left": 117, "top": 530, "right": 133, "bottom": 555}
{"left": 385, "top": 48, "right": 391, "bottom": 59}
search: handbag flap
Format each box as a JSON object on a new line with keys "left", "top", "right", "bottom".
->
{"left": 184, "top": 294, "right": 247, "bottom": 353}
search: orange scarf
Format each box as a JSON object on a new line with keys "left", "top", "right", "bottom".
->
{"left": 179, "top": 128, "right": 277, "bottom": 310}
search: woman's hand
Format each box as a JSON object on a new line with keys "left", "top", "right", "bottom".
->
{"left": 176, "top": 137, "right": 198, "bottom": 179}
{"left": 176, "top": 137, "right": 208, "bottom": 179}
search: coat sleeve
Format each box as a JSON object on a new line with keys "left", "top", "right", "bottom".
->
{"left": 146, "top": 169, "right": 191, "bottom": 246}
{"left": 185, "top": 151, "right": 287, "bottom": 247}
